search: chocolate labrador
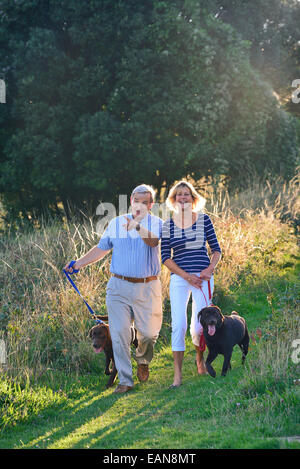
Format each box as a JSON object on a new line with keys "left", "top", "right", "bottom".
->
{"left": 198, "top": 306, "right": 249, "bottom": 377}
{"left": 89, "top": 316, "right": 138, "bottom": 388}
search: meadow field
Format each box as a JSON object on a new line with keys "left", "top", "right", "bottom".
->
{"left": 0, "top": 175, "right": 299, "bottom": 449}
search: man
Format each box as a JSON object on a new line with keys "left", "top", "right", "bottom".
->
{"left": 64, "top": 184, "right": 163, "bottom": 393}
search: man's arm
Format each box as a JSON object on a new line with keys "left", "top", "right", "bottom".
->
{"left": 137, "top": 224, "right": 159, "bottom": 247}
{"left": 64, "top": 246, "right": 110, "bottom": 272}
{"left": 123, "top": 216, "right": 159, "bottom": 247}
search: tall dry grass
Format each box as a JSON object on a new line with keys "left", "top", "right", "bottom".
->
{"left": 0, "top": 219, "right": 111, "bottom": 377}
{"left": 0, "top": 172, "right": 299, "bottom": 379}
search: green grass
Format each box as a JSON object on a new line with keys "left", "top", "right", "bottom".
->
{"left": 0, "top": 259, "right": 299, "bottom": 449}
{"left": 1, "top": 176, "right": 299, "bottom": 449}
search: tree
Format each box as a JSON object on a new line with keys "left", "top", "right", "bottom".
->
{"left": 0, "top": 0, "right": 298, "bottom": 225}
{"left": 210, "top": 0, "right": 300, "bottom": 116}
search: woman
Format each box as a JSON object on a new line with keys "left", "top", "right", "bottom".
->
{"left": 161, "top": 180, "right": 221, "bottom": 387}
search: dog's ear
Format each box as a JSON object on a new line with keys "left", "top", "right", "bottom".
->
{"left": 89, "top": 326, "right": 94, "bottom": 338}
{"left": 105, "top": 325, "right": 111, "bottom": 340}
{"left": 197, "top": 307, "right": 207, "bottom": 322}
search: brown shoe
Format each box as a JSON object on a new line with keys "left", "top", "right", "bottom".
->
{"left": 137, "top": 364, "right": 149, "bottom": 382}
{"left": 113, "top": 384, "right": 133, "bottom": 394}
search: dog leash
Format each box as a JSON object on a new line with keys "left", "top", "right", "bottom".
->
{"left": 199, "top": 278, "right": 212, "bottom": 307}
{"left": 199, "top": 279, "right": 212, "bottom": 351}
{"left": 63, "top": 261, "right": 105, "bottom": 324}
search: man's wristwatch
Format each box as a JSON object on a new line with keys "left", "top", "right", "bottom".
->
{"left": 135, "top": 223, "right": 141, "bottom": 231}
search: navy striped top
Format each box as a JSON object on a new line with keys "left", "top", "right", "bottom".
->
{"left": 161, "top": 214, "right": 221, "bottom": 273}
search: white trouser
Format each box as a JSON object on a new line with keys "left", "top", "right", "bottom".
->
{"left": 169, "top": 273, "right": 214, "bottom": 351}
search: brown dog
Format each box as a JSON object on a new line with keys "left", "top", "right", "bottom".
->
{"left": 89, "top": 316, "right": 138, "bottom": 388}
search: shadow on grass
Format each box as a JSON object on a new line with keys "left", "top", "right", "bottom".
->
{"left": 0, "top": 343, "right": 261, "bottom": 450}
{"left": 0, "top": 349, "right": 247, "bottom": 449}
{"left": 1, "top": 260, "right": 298, "bottom": 449}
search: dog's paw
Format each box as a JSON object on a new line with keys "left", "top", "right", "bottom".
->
{"left": 206, "top": 364, "right": 216, "bottom": 378}
{"left": 106, "top": 377, "right": 115, "bottom": 388}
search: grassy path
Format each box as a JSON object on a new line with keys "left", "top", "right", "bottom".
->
{"left": 0, "top": 260, "right": 299, "bottom": 449}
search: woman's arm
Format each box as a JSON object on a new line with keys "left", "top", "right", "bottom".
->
{"left": 164, "top": 258, "right": 203, "bottom": 289}
{"left": 199, "top": 251, "right": 221, "bottom": 280}
{"left": 200, "top": 215, "right": 222, "bottom": 280}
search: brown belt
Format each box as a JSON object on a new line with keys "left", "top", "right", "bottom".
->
{"left": 112, "top": 273, "right": 158, "bottom": 283}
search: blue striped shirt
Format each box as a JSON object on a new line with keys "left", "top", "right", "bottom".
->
{"left": 97, "top": 213, "right": 163, "bottom": 277}
{"left": 161, "top": 214, "right": 221, "bottom": 273}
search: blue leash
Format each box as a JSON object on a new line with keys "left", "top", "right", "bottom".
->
{"left": 63, "top": 261, "right": 105, "bottom": 324}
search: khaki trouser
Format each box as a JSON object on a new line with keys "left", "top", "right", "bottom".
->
{"left": 106, "top": 276, "right": 163, "bottom": 387}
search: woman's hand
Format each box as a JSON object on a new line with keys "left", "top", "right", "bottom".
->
{"left": 185, "top": 273, "right": 203, "bottom": 289}
{"left": 199, "top": 266, "right": 214, "bottom": 281}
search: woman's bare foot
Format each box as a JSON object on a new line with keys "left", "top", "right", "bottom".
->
{"left": 172, "top": 351, "right": 184, "bottom": 387}
{"left": 171, "top": 376, "right": 182, "bottom": 387}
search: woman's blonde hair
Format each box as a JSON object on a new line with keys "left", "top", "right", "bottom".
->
{"left": 166, "top": 180, "right": 206, "bottom": 213}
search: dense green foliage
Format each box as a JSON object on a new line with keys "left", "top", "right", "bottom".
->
{"left": 0, "top": 0, "right": 299, "bottom": 224}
